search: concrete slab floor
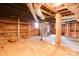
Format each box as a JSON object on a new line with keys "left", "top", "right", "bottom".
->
{"left": 31, "top": 34, "right": 79, "bottom": 52}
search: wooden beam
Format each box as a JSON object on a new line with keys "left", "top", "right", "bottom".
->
{"left": 42, "top": 4, "right": 56, "bottom": 13}
{"left": 57, "top": 8, "right": 68, "bottom": 12}
{"left": 58, "top": 10, "right": 72, "bottom": 14}
{"left": 41, "top": 9, "right": 55, "bottom": 17}
{"left": 62, "top": 15, "right": 76, "bottom": 23}
{"left": 62, "top": 13, "right": 74, "bottom": 16}
{"left": 0, "top": 20, "right": 29, "bottom": 25}
{"left": 42, "top": 4, "right": 74, "bottom": 17}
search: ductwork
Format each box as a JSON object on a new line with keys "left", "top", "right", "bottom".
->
{"left": 34, "top": 3, "right": 45, "bottom": 20}
{"left": 27, "top": 3, "right": 45, "bottom": 22}
{"left": 27, "top": 3, "right": 38, "bottom": 22}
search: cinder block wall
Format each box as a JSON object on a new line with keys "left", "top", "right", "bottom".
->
{"left": 0, "top": 17, "right": 38, "bottom": 42}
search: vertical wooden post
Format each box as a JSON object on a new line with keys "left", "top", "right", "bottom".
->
{"left": 66, "top": 23, "right": 69, "bottom": 36}
{"left": 74, "top": 22, "right": 77, "bottom": 38}
{"left": 17, "top": 18, "right": 20, "bottom": 42}
{"left": 40, "top": 22, "right": 43, "bottom": 41}
{"left": 28, "top": 22, "right": 31, "bottom": 38}
{"left": 55, "top": 13, "right": 62, "bottom": 47}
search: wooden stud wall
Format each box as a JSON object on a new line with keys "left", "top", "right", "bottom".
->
{"left": 62, "top": 21, "right": 79, "bottom": 41}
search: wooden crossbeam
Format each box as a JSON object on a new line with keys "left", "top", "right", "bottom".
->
{"left": 41, "top": 9, "right": 55, "bottom": 17}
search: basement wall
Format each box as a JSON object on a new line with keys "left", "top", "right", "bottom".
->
{"left": 62, "top": 21, "right": 79, "bottom": 41}
{"left": 50, "top": 23, "right": 55, "bottom": 34}
{"left": 0, "top": 17, "right": 38, "bottom": 42}
{"left": 50, "top": 21, "right": 79, "bottom": 41}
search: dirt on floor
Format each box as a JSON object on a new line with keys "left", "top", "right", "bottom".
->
{"left": 0, "top": 38, "right": 79, "bottom": 56}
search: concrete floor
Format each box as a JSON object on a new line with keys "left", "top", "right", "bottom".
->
{"left": 31, "top": 34, "right": 79, "bottom": 52}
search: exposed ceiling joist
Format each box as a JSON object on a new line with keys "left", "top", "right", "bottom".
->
{"left": 62, "top": 12, "right": 74, "bottom": 16}
{"left": 62, "top": 15, "right": 76, "bottom": 19}
{"left": 42, "top": 4, "right": 56, "bottom": 13}
{"left": 42, "top": 4, "right": 74, "bottom": 17}
{"left": 41, "top": 9, "right": 55, "bottom": 17}
{"left": 62, "top": 15, "right": 76, "bottom": 23}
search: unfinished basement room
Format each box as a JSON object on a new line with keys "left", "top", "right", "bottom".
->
{"left": 0, "top": 3, "right": 79, "bottom": 56}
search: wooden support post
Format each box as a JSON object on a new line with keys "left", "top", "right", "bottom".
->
{"left": 17, "top": 19, "right": 20, "bottom": 42}
{"left": 74, "top": 22, "right": 77, "bottom": 38}
{"left": 55, "top": 13, "right": 62, "bottom": 47}
{"left": 28, "top": 22, "right": 31, "bottom": 38}
{"left": 40, "top": 22, "right": 43, "bottom": 41}
{"left": 66, "top": 23, "right": 69, "bottom": 36}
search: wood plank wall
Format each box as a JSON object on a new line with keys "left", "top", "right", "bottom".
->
{"left": 50, "top": 21, "right": 79, "bottom": 41}
{"left": 0, "top": 18, "right": 39, "bottom": 42}
{"left": 50, "top": 23, "right": 55, "bottom": 34}
{"left": 62, "top": 21, "right": 79, "bottom": 41}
